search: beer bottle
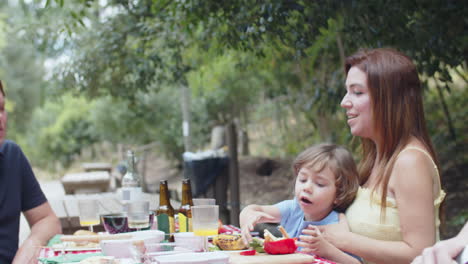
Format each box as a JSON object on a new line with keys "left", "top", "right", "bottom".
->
{"left": 178, "top": 179, "right": 194, "bottom": 232}
{"left": 156, "top": 180, "right": 175, "bottom": 241}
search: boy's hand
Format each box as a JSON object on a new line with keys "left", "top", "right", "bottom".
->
{"left": 298, "top": 225, "right": 362, "bottom": 264}
{"left": 316, "top": 213, "right": 349, "bottom": 250}
{"left": 240, "top": 211, "right": 275, "bottom": 245}
{"left": 297, "top": 226, "right": 335, "bottom": 259}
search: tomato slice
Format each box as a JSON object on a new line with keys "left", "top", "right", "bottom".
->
{"left": 240, "top": 249, "right": 257, "bottom": 256}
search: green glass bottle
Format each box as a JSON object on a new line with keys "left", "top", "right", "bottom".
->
{"left": 156, "top": 180, "right": 175, "bottom": 241}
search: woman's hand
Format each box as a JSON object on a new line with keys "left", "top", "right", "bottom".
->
{"left": 411, "top": 222, "right": 468, "bottom": 264}
{"left": 316, "top": 213, "right": 350, "bottom": 250}
{"left": 411, "top": 237, "right": 463, "bottom": 264}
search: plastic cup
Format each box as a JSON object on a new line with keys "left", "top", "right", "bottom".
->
{"left": 78, "top": 199, "right": 100, "bottom": 232}
{"left": 192, "top": 198, "right": 216, "bottom": 206}
{"left": 127, "top": 200, "right": 150, "bottom": 230}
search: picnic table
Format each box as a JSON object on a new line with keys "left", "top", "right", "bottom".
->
{"left": 61, "top": 171, "right": 111, "bottom": 194}
{"left": 82, "top": 162, "right": 113, "bottom": 173}
{"left": 49, "top": 190, "right": 180, "bottom": 234}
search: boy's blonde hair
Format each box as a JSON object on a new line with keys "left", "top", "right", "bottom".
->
{"left": 293, "top": 143, "right": 359, "bottom": 212}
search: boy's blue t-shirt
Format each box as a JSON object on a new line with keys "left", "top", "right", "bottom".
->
{"left": 275, "top": 199, "right": 339, "bottom": 238}
{"left": 275, "top": 199, "right": 362, "bottom": 262}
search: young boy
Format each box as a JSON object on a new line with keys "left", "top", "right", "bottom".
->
{"left": 240, "top": 143, "right": 361, "bottom": 263}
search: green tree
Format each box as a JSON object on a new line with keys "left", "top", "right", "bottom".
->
{"left": 24, "top": 94, "right": 99, "bottom": 169}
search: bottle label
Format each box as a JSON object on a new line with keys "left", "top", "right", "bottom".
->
{"left": 178, "top": 213, "right": 193, "bottom": 232}
{"left": 157, "top": 213, "right": 175, "bottom": 240}
{"left": 122, "top": 187, "right": 142, "bottom": 202}
{"left": 122, "top": 189, "right": 130, "bottom": 200}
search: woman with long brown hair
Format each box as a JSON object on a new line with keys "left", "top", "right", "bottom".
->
{"left": 298, "top": 48, "right": 446, "bottom": 263}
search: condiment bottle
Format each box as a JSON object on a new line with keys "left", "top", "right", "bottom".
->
{"left": 156, "top": 180, "right": 175, "bottom": 241}
{"left": 178, "top": 179, "right": 194, "bottom": 232}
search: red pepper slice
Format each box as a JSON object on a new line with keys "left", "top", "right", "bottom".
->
{"left": 264, "top": 238, "right": 297, "bottom": 255}
{"left": 240, "top": 249, "right": 257, "bottom": 256}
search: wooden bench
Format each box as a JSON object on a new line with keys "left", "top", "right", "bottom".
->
{"left": 49, "top": 191, "right": 180, "bottom": 234}
{"left": 61, "top": 171, "right": 111, "bottom": 194}
{"left": 82, "top": 162, "right": 112, "bottom": 173}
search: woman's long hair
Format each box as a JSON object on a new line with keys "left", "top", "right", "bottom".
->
{"left": 345, "top": 48, "right": 439, "bottom": 217}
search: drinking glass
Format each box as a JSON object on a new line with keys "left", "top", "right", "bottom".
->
{"left": 192, "top": 205, "right": 219, "bottom": 251}
{"left": 78, "top": 199, "right": 100, "bottom": 232}
{"left": 192, "top": 198, "right": 216, "bottom": 206}
{"left": 127, "top": 200, "right": 150, "bottom": 231}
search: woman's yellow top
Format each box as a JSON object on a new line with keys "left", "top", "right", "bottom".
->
{"left": 345, "top": 147, "right": 446, "bottom": 264}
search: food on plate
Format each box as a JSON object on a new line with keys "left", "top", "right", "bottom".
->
{"left": 50, "top": 230, "right": 100, "bottom": 249}
{"left": 248, "top": 237, "right": 265, "bottom": 253}
{"left": 212, "top": 234, "right": 248, "bottom": 250}
{"left": 217, "top": 219, "right": 229, "bottom": 234}
{"left": 263, "top": 226, "right": 297, "bottom": 255}
{"left": 51, "top": 241, "right": 100, "bottom": 250}
{"left": 132, "top": 239, "right": 146, "bottom": 254}
{"left": 74, "top": 229, "right": 98, "bottom": 236}
{"left": 240, "top": 249, "right": 256, "bottom": 256}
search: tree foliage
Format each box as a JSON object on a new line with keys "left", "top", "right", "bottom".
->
{"left": 24, "top": 94, "right": 99, "bottom": 168}
{"left": 4, "top": 0, "right": 466, "bottom": 172}
{"left": 0, "top": 4, "right": 48, "bottom": 138}
{"left": 158, "top": 0, "right": 467, "bottom": 78}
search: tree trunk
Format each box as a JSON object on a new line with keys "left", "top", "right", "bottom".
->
{"left": 226, "top": 122, "right": 240, "bottom": 226}
{"left": 181, "top": 85, "right": 192, "bottom": 152}
{"left": 434, "top": 78, "right": 457, "bottom": 141}
{"left": 336, "top": 32, "right": 346, "bottom": 69}
{"left": 239, "top": 128, "right": 249, "bottom": 156}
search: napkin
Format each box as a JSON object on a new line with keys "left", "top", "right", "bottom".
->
{"left": 47, "top": 234, "right": 63, "bottom": 247}
{"left": 38, "top": 252, "right": 103, "bottom": 263}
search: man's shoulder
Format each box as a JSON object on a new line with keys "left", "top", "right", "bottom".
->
{"left": 0, "top": 140, "right": 20, "bottom": 153}
{"left": 2, "top": 139, "right": 19, "bottom": 148}
{"left": 0, "top": 140, "right": 23, "bottom": 160}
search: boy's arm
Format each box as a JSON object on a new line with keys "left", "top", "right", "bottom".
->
{"left": 240, "top": 204, "right": 281, "bottom": 244}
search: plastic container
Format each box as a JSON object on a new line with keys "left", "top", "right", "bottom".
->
{"left": 131, "top": 230, "right": 165, "bottom": 245}
{"left": 173, "top": 232, "right": 205, "bottom": 252}
{"left": 100, "top": 239, "right": 141, "bottom": 258}
{"left": 100, "top": 230, "right": 165, "bottom": 258}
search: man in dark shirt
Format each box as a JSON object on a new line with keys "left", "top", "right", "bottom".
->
{"left": 0, "top": 81, "right": 61, "bottom": 263}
